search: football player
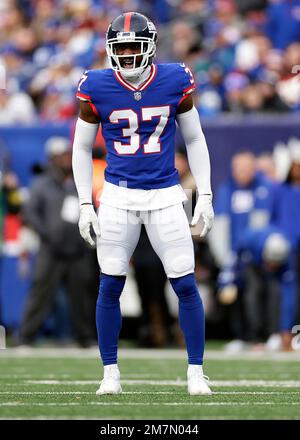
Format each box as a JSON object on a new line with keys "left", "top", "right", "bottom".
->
{"left": 72, "top": 12, "right": 214, "bottom": 395}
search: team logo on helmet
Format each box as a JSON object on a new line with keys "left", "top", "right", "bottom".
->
{"left": 147, "top": 22, "right": 156, "bottom": 31}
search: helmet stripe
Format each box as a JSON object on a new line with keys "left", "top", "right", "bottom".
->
{"left": 124, "top": 12, "right": 133, "bottom": 32}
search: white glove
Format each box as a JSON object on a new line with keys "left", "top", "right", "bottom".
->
{"left": 191, "top": 194, "right": 214, "bottom": 237}
{"left": 78, "top": 204, "right": 100, "bottom": 246}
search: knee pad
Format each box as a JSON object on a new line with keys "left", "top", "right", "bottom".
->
{"left": 99, "top": 257, "right": 128, "bottom": 276}
{"left": 164, "top": 248, "right": 194, "bottom": 278}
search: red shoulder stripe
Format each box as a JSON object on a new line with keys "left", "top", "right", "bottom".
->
{"left": 183, "top": 85, "right": 196, "bottom": 95}
{"left": 76, "top": 92, "right": 92, "bottom": 101}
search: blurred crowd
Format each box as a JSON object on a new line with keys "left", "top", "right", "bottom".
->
{"left": 1, "top": 0, "right": 300, "bottom": 123}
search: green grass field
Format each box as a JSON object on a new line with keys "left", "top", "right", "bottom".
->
{"left": 1, "top": 347, "right": 300, "bottom": 420}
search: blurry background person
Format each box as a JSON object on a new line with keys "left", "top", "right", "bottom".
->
{"left": 272, "top": 138, "right": 300, "bottom": 252}
{"left": 272, "top": 137, "right": 300, "bottom": 329}
{"left": 19, "top": 137, "right": 96, "bottom": 347}
{"left": 256, "top": 151, "right": 278, "bottom": 182}
{"left": 218, "top": 226, "right": 296, "bottom": 351}
{"left": 209, "top": 150, "right": 275, "bottom": 268}
{"left": 0, "top": 83, "right": 35, "bottom": 125}
{"left": 209, "top": 150, "right": 276, "bottom": 350}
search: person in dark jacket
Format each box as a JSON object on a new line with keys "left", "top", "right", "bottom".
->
{"left": 218, "top": 226, "right": 296, "bottom": 350}
{"left": 19, "top": 137, "right": 96, "bottom": 347}
{"left": 271, "top": 143, "right": 300, "bottom": 337}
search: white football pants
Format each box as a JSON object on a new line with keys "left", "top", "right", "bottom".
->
{"left": 97, "top": 203, "right": 195, "bottom": 279}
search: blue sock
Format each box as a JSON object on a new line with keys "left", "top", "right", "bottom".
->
{"left": 169, "top": 273, "right": 205, "bottom": 365}
{"left": 96, "top": 273, "right": 126, "bottom": 366}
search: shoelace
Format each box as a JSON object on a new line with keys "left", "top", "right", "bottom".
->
{"left": 189, "top": 373, "right": 210, "bottom": 384}
{"left": 203, "top": 375, "right": 210, "bottom": 384}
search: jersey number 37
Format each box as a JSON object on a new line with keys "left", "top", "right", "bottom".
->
{"left": 109, "top": 106, "right": 170, "bottom": 155}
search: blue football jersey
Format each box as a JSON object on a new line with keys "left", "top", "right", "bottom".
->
{"left": 76, "top": 63, "right": 195, "bottom": 189}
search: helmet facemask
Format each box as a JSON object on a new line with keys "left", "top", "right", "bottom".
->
{"left": 106, "top": 35, "right": 156, "bottom": 80}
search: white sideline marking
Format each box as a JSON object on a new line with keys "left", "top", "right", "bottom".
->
{"left": 0, "top": 374, "right": 71, "bottom": 379}
{"left": 1, "top": 401, "right": 300, "bottom": 407}
{"left": 0, "top": 391, "right": 300, "bottom": 396}
{"left": 26, "top": 379, "right": 187, "bottom": 385}
{"left": 0, "top": 391, "right": 92, "bottom": 395}
{"left": 1, "top": 347, "right": 300, "bottom": 360}
{"left": 2, "top": 371, "right": 300, "bottom": 379}
{"left": 26, "top": 379, "right": 300, "bottom": 387}
{"left": 0, "top": 373, "right": 164, "bottom": 379}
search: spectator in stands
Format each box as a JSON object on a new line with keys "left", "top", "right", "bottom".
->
{"left": 0, "top": 86, "right": 35, "bottom": 125}
{"left": 19, "top": 137, "right": 96, "bottom": 347}
{"left": 0, "top": 0, "right": 299, "bottom": 118}
{"left": 276, "top": 43, "right": 300, "bottom": 111}
{"left": 266, "top": 0, "right": 300, "bottom": 50}
{"left": 258, "top": 73, "right": 289, "bottom": 113}
{"left": 256, "top": 152, "right": 277, "bottom": 182}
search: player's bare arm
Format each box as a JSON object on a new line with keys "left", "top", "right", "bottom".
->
{"left": 79, "top": 100, "right": 101, "bottom": 124}
{"left": 177, "top": 94, "right": 194, "bottom": 114}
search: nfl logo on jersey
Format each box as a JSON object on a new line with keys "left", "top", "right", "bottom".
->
{"left": 134, "top": 91, "right": 142, "bottom": 101}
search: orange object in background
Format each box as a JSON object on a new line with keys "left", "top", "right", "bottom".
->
{"left": 3, "top": 214, "right": 21, "bottom": 242}
{"left": 92, "top": 126, "right": 107, "bottom": 208}
{"left": 2, "top": 214, "right": 22, "bottom": 256}
{"left": 92, "top": 158, "right": 106, "bottom": 208}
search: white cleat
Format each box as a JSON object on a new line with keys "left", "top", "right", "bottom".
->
{"left": 187, "top": 366, "right": 212, "bottom": 395}
{"left": 96, "top": 365, "right": 122, "bottom": 395}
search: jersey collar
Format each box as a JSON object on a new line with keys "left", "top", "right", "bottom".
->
{"left": 114, "top": 64, "right": 157, "bottom": 91}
